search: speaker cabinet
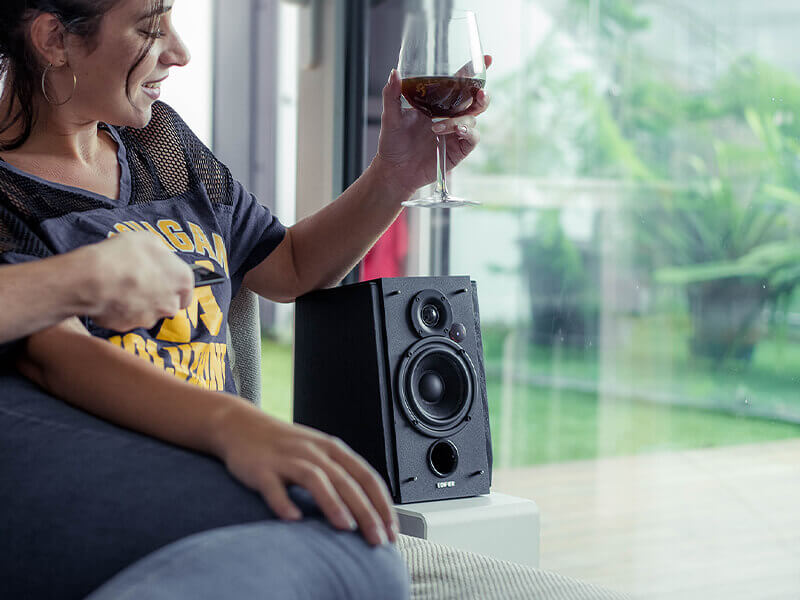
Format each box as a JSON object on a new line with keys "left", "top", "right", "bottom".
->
{"left": 293, "top": 276, "right": 493, "bottom": 504}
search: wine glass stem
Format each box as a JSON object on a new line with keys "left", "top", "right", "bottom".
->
{"left": 435, "top": 133, "right": 449, "bottom": 201}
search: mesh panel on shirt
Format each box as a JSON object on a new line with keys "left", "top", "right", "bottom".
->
{"left": 0, "top": 102, "right": 235, "bottom": 258}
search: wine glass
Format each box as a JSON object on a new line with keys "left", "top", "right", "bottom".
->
{"left": 398, "top": 7, "right": 486, "bottom": 208}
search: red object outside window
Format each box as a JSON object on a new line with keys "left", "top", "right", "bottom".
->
{"left": 359, "top": 212, "right": 409, "bottom": 281}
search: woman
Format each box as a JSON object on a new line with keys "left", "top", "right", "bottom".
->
{"left": 0, "top": 0, "right": 490, "bottom": 597}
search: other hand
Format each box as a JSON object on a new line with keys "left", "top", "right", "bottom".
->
{"left": 81, "top": 232, "right": 194, "bottom": 331}
{"left": 217, "top": 405, "right": 399, "bottom": 548}
{"left": 372, "top": 55, "right": 493, "bottom": 196}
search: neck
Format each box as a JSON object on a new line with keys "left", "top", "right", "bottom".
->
{"left": 0, "top": 93, "right": 103, "bottom": 165}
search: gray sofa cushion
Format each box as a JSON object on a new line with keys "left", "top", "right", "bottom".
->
{"left": 397, "top": 535, "right": 631, "bottom": 600}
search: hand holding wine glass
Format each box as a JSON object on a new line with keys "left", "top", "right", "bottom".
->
{"left": 372, "top": 10, "right": 491, "bottom": 206}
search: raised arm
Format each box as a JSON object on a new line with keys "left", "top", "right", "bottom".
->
{"left": 243, "top": 67, "right": 491, "bottom": 301}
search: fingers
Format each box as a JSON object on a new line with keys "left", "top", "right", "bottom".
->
{"left": 324, "top": 459, "right": 390, "bottom": 546}
{"left": 443, "top": 125, "right": 480, "bottom": 169}
{"left": 453, "top": 54, "right": 493, "bottom": 78}
{"left": 260, "top": 473, "right": 304, "bottom": 521}
{"left": 381, "top": 68, "right": 403, "bottom": 127}
{"left": 432, "top": 115, "right": 477, "bottom": 136}
{"left": 462, "top": 88, "right": 491, "bottom": 117}
{"left": 282, "top": 438, "right": 396, "bottom": 547}
{"left": 325, "top": 438, "right": 399, "bottom": 542}
{"left": 287, "top": 457, "right": 390, "bottom": 547}
{"left": 178, "top": 286, "right": 194, "bottom": 310}
{"left": 284, "top": 459, "right": 356, "bottom": 528}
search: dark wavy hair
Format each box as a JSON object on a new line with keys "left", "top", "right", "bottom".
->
{"left": 0, "top": 0, "right": 164, "bottom": 150}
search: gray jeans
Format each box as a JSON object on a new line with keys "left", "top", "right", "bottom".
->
{"left": 0, "top": 372, "right": 409, "bottom": 599}
{"left": 86, "top": 520, "right": 408, "bottom": 600}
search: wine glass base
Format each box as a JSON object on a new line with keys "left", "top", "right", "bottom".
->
{"left": 402, "top": 195, "right": 481, "bottom": 208}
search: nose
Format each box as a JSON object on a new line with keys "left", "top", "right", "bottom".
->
{"left": 161, "top": 30, "right": 191, "bottom": 68}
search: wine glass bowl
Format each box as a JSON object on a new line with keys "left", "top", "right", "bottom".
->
{"left": 400, "top": 76, "right": 485, "bottom": 119}
{"left": 398, "top": 9, "right": 486, "bottom": 208}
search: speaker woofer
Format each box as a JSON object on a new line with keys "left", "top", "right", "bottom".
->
{"left": 398, "top": 337, "right": 476, "bottom": 437}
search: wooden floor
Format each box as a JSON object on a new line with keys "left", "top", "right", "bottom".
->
{"left": 492, "top": 438, "right": 800, "bottom": 599}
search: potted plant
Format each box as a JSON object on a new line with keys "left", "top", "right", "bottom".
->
{"left": 520, "top": 209, "right": 600, "bottom": 347}
{"left": 647, "top": 112, "right": 800, "bottom": 361}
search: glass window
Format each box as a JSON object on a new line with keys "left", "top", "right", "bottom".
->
{"left": 160, "top": 0, "right": 214, "bottom": 146}
{"left": 445, "top": 0, "right": 800, "bottom": 596}
{"left": 258, "top": 3, "right": 300, "bottom": 423}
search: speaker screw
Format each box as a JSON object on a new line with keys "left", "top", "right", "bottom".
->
{"left": 471, "top": 470, "right": 484, "bottom": 477}
{"left": 417, "top": 329, "right": 423, "bottom": 336}
{"left": 444, "top": 328, "right": 449, "bottom": 334}
{"left": 407, "top": 350, "right": 414, "bottom": 357}
{"left": 415, "top": 297, "right": 421, "bottom": 302}
{"left": 465, "top": 415, "right": 472, "bottom": 422}
{"left": 411, "top": 418, "right": 419, "bottom": 425}
{"left": 404, "top": 476, "right": 418, "bottom": 483}
{"left": 440, "top": 296, "right": 446, "bottom": 302}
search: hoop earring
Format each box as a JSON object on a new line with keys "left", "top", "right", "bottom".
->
{"left": 41, "top": 63, "right": 77, "bottom": 106}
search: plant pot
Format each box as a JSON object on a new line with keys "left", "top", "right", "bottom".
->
{"left": 686, "top": 278, "right": 769, "bottom": 361}
{"left": 528, "top": 296, "right": 599, "bottom": 348}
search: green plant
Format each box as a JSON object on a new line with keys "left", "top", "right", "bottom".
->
{"left": 644, "top": 103, "right": 800, "bottom": 360}
{"left": 519, "top": 209, "right": 599, "bottom": 347}
{"left": 473, "top": 1, "right": 800, "bottom": 361}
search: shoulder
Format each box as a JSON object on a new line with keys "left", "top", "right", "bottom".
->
{"left": 116, "top": 103, "right": 235, "bottom": 206}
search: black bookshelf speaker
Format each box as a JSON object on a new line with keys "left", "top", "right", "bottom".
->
{"left": 293, "top": 276, "right": 493, "bottom": 504}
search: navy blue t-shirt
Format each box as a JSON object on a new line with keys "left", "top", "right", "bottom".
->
{"left": 0, "top": 102, "right": 286, "bottom": 394}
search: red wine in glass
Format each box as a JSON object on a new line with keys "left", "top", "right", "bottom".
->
{"left": 398, "top": 9, "right": 486, "bottom": 208}
{"left": 401, "top": 76, "right": 485, "bottom": 119}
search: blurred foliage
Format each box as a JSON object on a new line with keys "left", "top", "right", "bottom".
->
{"left": 520, "top": 209, "right": 585, "bottom": 295}
{"left": 475, "top": 0, "right": 800, "bottom": 324}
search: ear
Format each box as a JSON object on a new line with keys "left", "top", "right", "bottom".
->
{"left": 29, "top": 13, "right": 68, "bottom": 67}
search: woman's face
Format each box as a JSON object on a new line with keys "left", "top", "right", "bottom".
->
{"left": 60, "top": 0, "right": 190, "bottom": 128}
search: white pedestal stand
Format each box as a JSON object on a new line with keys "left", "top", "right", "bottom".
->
{"left": 395, "top": 491, "right": 541, "bottom": 567}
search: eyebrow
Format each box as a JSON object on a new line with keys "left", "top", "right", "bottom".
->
{"left": 137, "top": 3, "right": 174, "bottom": 21}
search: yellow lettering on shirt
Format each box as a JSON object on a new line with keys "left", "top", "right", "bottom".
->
{"left": 123, "top": 221, "right": 146, "bottom": 232}
{"left": 157, "top": 219, "right": 194, "bottom": 252}
{"left": 140, "top": 222, "right": 178, "bottom": 251}
{"left": 210, "top": 344, "right": 227, "bottom": 390}
{"left": 123, "top": 333, "right": 149, "bottom": 357}
{"left": 145, "top": 339, "right": 165, "bottom": 369}
{"left": 105, "top": 336, "right": 227, "bottom": 391}
{"left": 188, "top": 222, "right": 216, "bottom": 261}
{"left": 212, "top": 233, "right": 230, "bottom": 276}
{"left": 156, "top": 283, "right": 223, "bottom": 343}
{"left": 165, "top": 345, "right": 192, "bottom": 381}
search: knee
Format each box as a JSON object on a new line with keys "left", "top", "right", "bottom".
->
{"left": 297, "top": 521, "right": 409, "bottom": 600}
{"left": 352, "top": 543, "right": 410, "bottom": 600}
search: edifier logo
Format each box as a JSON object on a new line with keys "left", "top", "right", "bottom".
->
{"left": 436, "top": 481, "right": 455, "bottom": 489}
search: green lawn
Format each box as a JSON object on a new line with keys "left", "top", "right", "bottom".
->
{"left": 261, "top": 331, "right": 800, "bottom": 468}
{"left": 260, "top": 337, "right": 293, "bottom": 422}
{"left": 486, "top": 383, "right": 800, "bottom": 467}
{"left": 481, "top": 315, "right": 800, "bottom": 421}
